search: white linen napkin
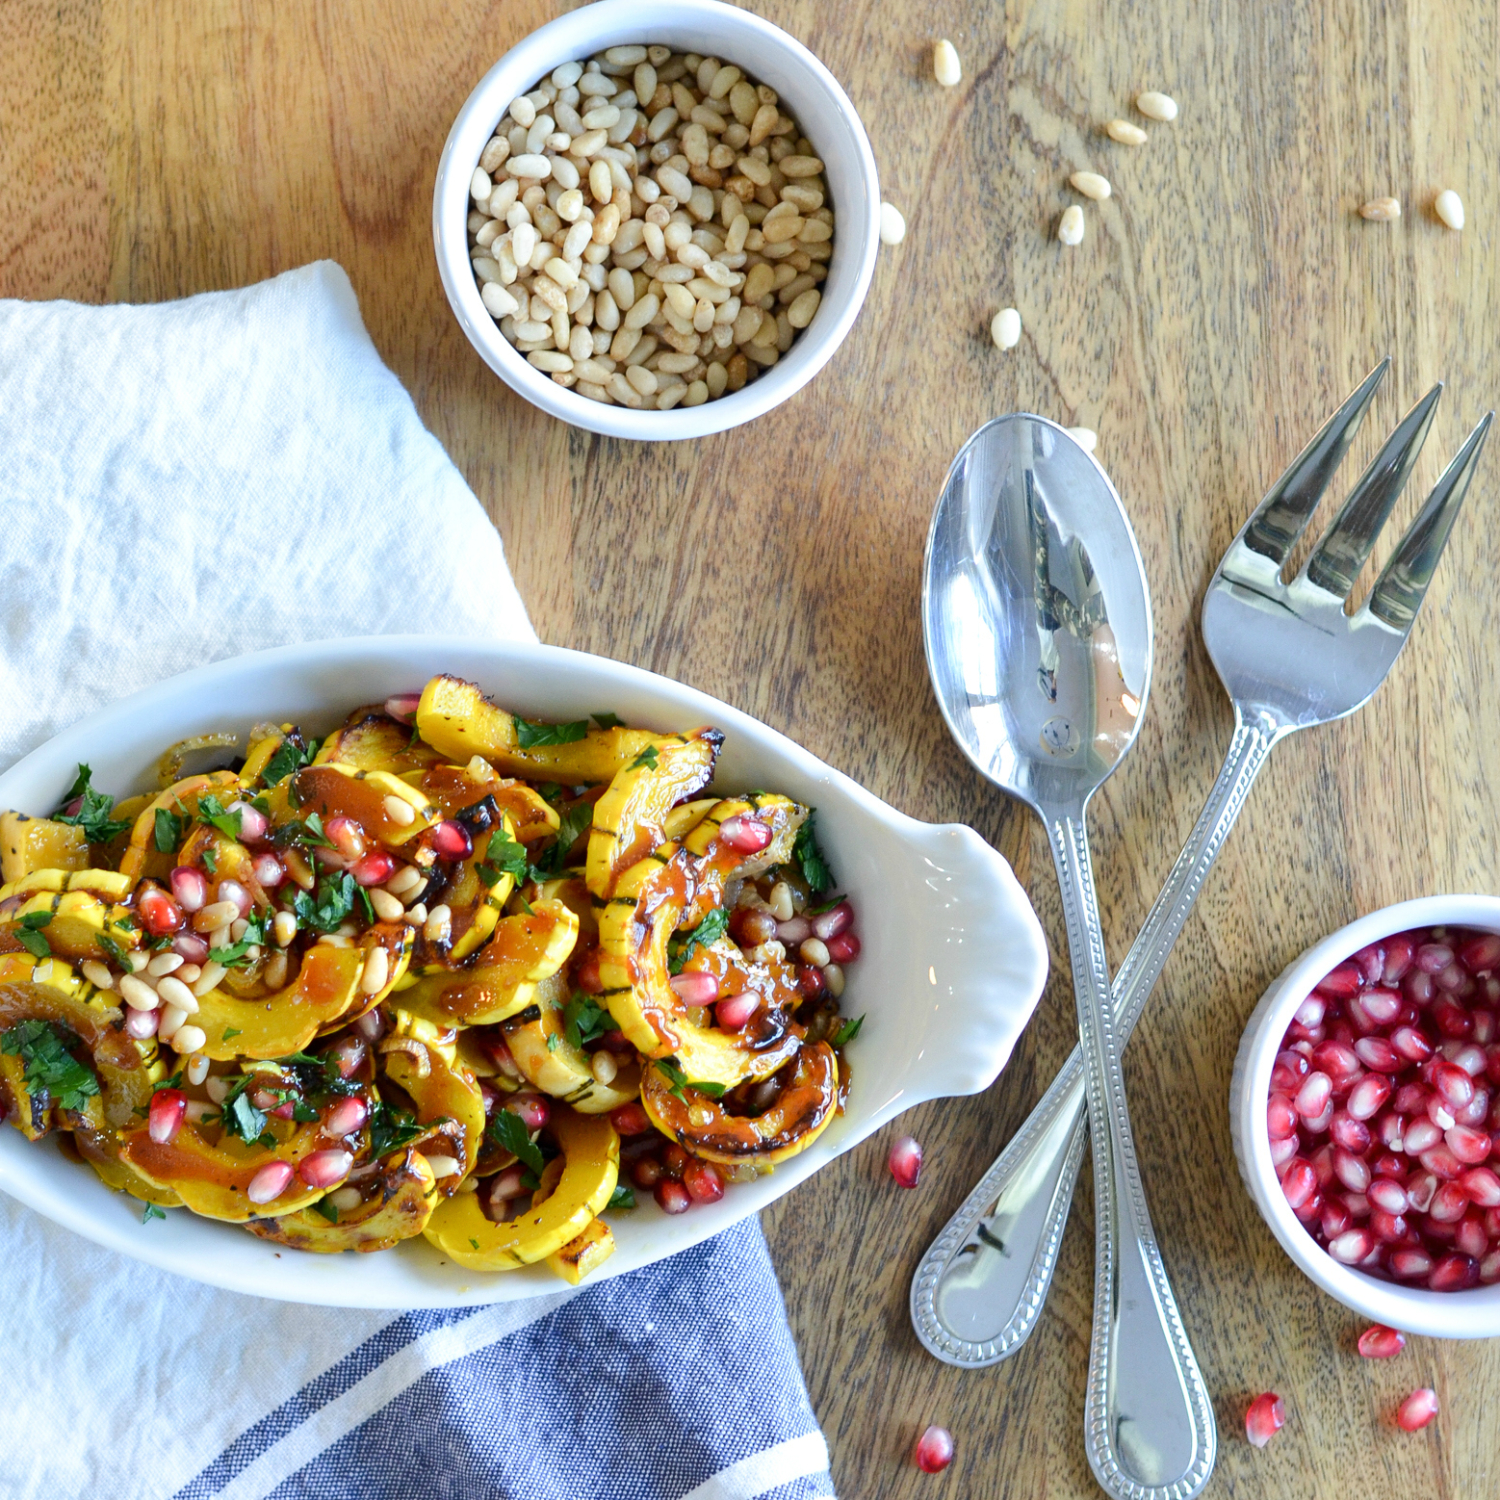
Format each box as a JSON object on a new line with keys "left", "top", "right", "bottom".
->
{"left": 0, "top": 263, "right": 834, "bottom": 1500}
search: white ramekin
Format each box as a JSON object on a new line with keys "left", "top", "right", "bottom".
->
{"left": 432, "top": 0, "right": 880, "bottom": 441}
{"left": 1230, "top": 893, "right": 1500, "bottom": 1338}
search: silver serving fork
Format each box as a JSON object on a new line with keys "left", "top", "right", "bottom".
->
{"left": 912, "top": 358, "right": 1493, "bottom": 1367}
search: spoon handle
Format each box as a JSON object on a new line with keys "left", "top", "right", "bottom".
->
{"left": 1047, "top": 807, "right": 1216, "bottom": 1500}
{"left": 910, "top": 712, "right": 1277, "bottom": 1366}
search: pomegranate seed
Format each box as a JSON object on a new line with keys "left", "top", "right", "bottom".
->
{"left": 1333, "top": 1147, "right": 1371, "bottom": 1193}
{"left": 1272, "top": 1050, "right": 1310, "bottom": 1092}
{"left": 327, "top": 1037, "right": 366, "bottom": 1078}
{"left": 1427, "top": 1182, "right": 1471, "bottom": 1222}
{"left": 1317, "top": 963, "right": 1363, "bottom": 999}
{"left": 1293, "top": 1190, "right": 1325, "bottom": 1224}
{"left": 669, "top": 971, "right": 718, "bottom": 1006}
{"left": 1384, "top": 935, "right": 1417, "bottom": 983}
{"left": 729, "top": 907, "right": 778, "bottom": 947}
{"left": 718, "top": 814, "right": 773, "bottom": 854}
{"left": 1405, "top": 1117, "right": 1443, "bottom": 1154}
{"left": 609, "top": 1102, "right": 651, "bottom": 1136}
{"left": 298, "top": 1148, "right": 353, "bottom": 1188}
{"left": 1362, "top": 988, "right": 1404, "bottom": 1025}
{"left": 1405, "top": 970, "right": 1435, "bottom": 1006}
{"left": 1457, "top": 1087, "right": 1491, "bottom": 1126}
{"left": 325, "top": 816, "right": 368, "bottom": 861}
{"left": 661, "top": 1144, "right": 688, "bottom": 1178}
{"left": 1462, "top": 933, "right": 1500, "bottom": 973}
{"left": 654, "top": 1179, "right": 692, "bottom": 1214}
{"left": 889, "top": 1135, "right": 924, "bottom": 1189}
{"left": 1347, "top": 1074, "right": 1392, "bottom": 1121}
{"left": 1321, "top": 1201, "right": 1353, "bottom": 1239}
{"left": 323, "top": 1096, "right": 369, "bottom": 1136}
{"left": 1369, "top": 1178, "right": 1410, "bottom": 1214}
{"left": 1458, "top": 1166, "right": 1500, "bottom": 1206}
{"left": 1309, "top": 1144, "right": 1335, "bottom": 1187}
{"left": 1420, "top": 1145, "right": 1465, "bottom": 1181}
{"left": 1330, "top": 1110, "right": 1372, "bottom": 1152}
{"left": 1453, "top": 1043, "right": 1487, "bottom": 1078}
{"left": 797, "top": 964, "right": 828, "bottom": 1001}
{"left": 1391, "top": 1025, "right": 1434, "bottom": 1063}
{"left": 1434, "top": 999, "right": 1475, "bottom": 1034}
{"left": 776, "top": 916, "right": 812, "bottom": 944}
{"left": 1355, "top": 1037, "right": 1401, "bottom": 1072}
{"left": 217, "top": 879, "right": 252, "bottom": 917}
{"left": 488, "top": 1164, "right": 526, "bottom": 1203}
{"left": 1267, "top": 1093, "right": 1298, "bottom": 1139}
{"left": 1474, "top": 1010, "right": 1497, "bottom": 1044}
{"left": 1295, "top": 1072, "right": 1334, "bottom": 1118}
{"left": 1313, "top": 1040, "right": 1362, "bottom": 1080}
{"left": 913, "top": 1425, "right": 954, "bottom": 1473}
{"left": 811, "top": 900, "right": 855, "bottom": 941}
{"left": 1396, "top": 1387, "right": 1440, "bottom": 1431}
{"left": 230, "top": 800, "right": 269, "bottom": 843}
{"left": 1408, "top": 1172, "right": 1439, "bottom": 1212}
{"left": 1417, "top": 944, "right": 1455, "bottom": 975}
{"left": 352, "top": 850, "right": 396, "bottom": 887}
{"left": 430, "top": 820, "right": 472, "bottom": 861}
{"left": 825, "top": 931, "right": 861, "bottom": 964}
{"left": 1373, "top": 1143, "right": 1405, "bottom": 1174}
{"left": 1390, "top": 1247, "right": 1435, "bottom": 1279}
{"left": 138, "top": 887, "right": 184, "bottom": 936}
{"left": 246, "top": 1160, "right": 294, "bottom": 1205}
{"left": 252, "top": 853, "right": 285, "bottom": 888}
{"left": 1280, "top": 1158, "right": 1317, "bottom": 1209}
{"left": 148, "top": 1088, "right": 187, "bottom": 1145}
{"left": 1426, "top": 1096, "right": 1457, "bottom": 1131}
{"left": 507, "top": 1095, "right": 549, "bottom": 1132}
{"left": 1456, "top": 1213, "right": 1489, "bottom": 1259}
{"left": 124, "top": 1007, "right": 159, "bottom": 1040}
{"left": 1483, "top": 1249, "right": 1500, "bottom": 1283}
{"left": 632, "top": 1156, "right": 664, "bottom": 1189}
{"left": 1244, "top": 1392, "right": 1286, "bottom": 1448}
{"left": 1329, "top": 1227, "right": 1376, "bottom": 1264}
{"left": 682, "top": 1159, "right": 725, "bottom": 1204}
{"left": 385, "top": 692, "right": 421, "bottom": 724}
{"left": 716, "top": 991, "right": 759, "bottom": 1030}
{"left": 1294, "top": 994, "right": 1327, "bottom": 1028}
{"left": 1270, "top": 1134, "right": 1299, "bottom": 1168}
{"left": 1357, "top": 1324, "right": 1406, "bottom": 1359}
{"left": 1370, "top": 1208, "right": 1409, "bottom": 1242}
{"left": 1445, "top": 1124, "right": 1492, "bottom": 1164}
{"left": 1352, "top": 943, "right": 1386, "bottom": 984}
{"left": 169, "top": 866, "right": 207, "bottom": 912}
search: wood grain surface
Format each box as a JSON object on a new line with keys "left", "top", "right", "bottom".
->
{"left": 5, "top": 0, "right": 1500, "bottom": 1494}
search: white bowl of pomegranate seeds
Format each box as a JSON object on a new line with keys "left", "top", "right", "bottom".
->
{"left": 1232, "top": 895, "right": 1500, "bottom": 1338}
{"left": 0, "top": 635, "right": 1048, "bottom": 1307}
{"left": 433, "top": 0, "right": 880, "bottom": 440}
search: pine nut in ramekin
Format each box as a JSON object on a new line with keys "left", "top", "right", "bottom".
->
{"left": 1135, "top": 90, "right": 1178, "bottom": 122}
{"left": 1106, "top": 119, "right": 1147, "bottom": 146}
{"left": 1058, "top": 205, "right": 1085, "bottom": 246}
{"left": 990, "top": 307, "right": 1021, "bottom": 350}
{"left": 1359, "top": 197, "right": 1401, "bottom": 221}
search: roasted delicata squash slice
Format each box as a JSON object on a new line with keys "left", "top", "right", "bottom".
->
{"left": 0, "top": 954, "right": 152, "bottom": 1130}
{"left": 0, "top": 867, "right": 133, "bottom": 906}
{"left": 529, "top": 1163, "right": 616, "bottom": 1284}
{"left": 423, "top": 1106, "right": 619, "bottom": 1270}
{"left": 267, "top": 764, "right": 439, "bottom": 848}
{"left": 192, "top": 943, "right": 365, "bottom": 1060}
{"left": 0, "top": 812, "right": 89, "bottom": 883}
{"left": 430, "top": 818, "right": 521, "bottom": 964}
{"left": 379, "top": 1010, "right": 488, "bottom": 1186}
{"left": 586, "top": 728, "right": 723, "bottom": 898}
{"left": 119, "top": 770, "right": 241, "bottom": 882}
{"left": 245, "top": 1148, "right": 438, "bottom": 1253}
{"left": 314, "top": 710, "right": 443, "bottom": 776}
{"left": 416, "top": 675, "right": 663, "bottom": 784}
{"left": 681, "top": 794, "right": 807, "bottom": 920}
{"left": 70, "top": 1109, "right": 183, "bottom": 1208}
{"left": 0, "top": 888, "right": 138, "bottom": 962}
{"left": 641, "top": 1040, "right": 839, "bottom": 1166}
{"left": 502, "top": 990, "right": 641, "bottom": 1114}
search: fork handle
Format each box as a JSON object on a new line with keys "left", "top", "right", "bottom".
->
{"left": 910, "top": 708, "right": 1282, "bottom": 1367}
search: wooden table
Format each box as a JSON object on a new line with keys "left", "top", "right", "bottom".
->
{"left": 8, "top": 0, "right": 1499, "bottom": 1493}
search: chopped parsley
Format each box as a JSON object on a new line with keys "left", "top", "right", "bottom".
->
{"left": 1, "top": 1019, "right": 99, "bottom": 1111}
{"left": 666, "top": 907, "right": 729, "bottom": 975}
{"left": 293, "top": 872, "right": 357, "bottom": 934}
{"left": 356, "top": 885, "right": 376, "bottom": 924}
{"left": 53, "top": 765, "right": 131, "bottom": 844}
{"left": 268, "top": 811, "right": 334, "bottom": 850}
{"left": 194, "top": 793, "right": 243, "bottom": 842}
{"left": 545, "top": 1034, "right": 559, "bottom": 1053}
{"left": 591, "top": 712, "right": 624, "bottom": 730}
{"left": 832, "top": 1014, "right": 865, "bottom": 1046}
{"left": 562, "top": 993, "right": 612, "bottom": 1051}
{"left": 96, "top": 932, "right": 128, "bottom": 967}
{"left": 311, "top": 1198, "right": 339, "bottom": 1223}
{"left": 15, "top": 910, "right": 53, "bottom": 960}
{"left": 141, "top": 1203, "right": 167, "bottom": 1224}
{"left": 515, "top": 716, "right": 589, "bottom": 748}
{"left": 152, "top": 1071, "right": 184, "bottom": 1094}
{"left": 209, "top": 911, "right": 268, "bottom": 967}
{"left": 626, "top": 746, "right": 659, "bottom": 772}
{"left": 527, "top": 801, "right": 593, "bottom": 882}
{"left": 154, "top": 807, "right": 184, "bottom": 854}
{"left": 488, "top": 1108, "right": 545, "bottom": 1174}
{"left": 654, "top": 1058, "right": 727, "bottom": 1102}
{"left": 791, "top": 811, "right": 833, "bottom": 894}
{"left": 221, "top": 1027, "right": 242, "bottom": 1041}
{"left": 608, "top": 1184, "right": 637, "bottom": 1210}
{"left": 218, "top": 1078, "right": 267, "bottom": 1145}
{"left": 260, "top": 734, "right": 316, "bottom": 787}
{"left": 368, "top": 1101, "right": 425, "bottom": 1158}
{"left": 202, "top": 847, "right": 218, "bottom": 875}
{"left": 477, "top": 831, "right": 529, "bottom": 890}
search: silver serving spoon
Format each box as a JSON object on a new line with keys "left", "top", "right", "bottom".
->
{"left": 921, "top": 415, "right": 1216, "bottom": 1500}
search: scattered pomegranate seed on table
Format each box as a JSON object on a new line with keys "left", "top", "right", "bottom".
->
{"left": 889, "top": 1135, "right": 923, "bottom": 1189}
{"left": 913, "top": 1424, "right": 954, "bottom": 1473}
{"left": 1356, "top": 1323, "right": 1407, "bottom": 1358}
{"left": 1395, "top": 1387, "right": 1439, "bottom": 1431}
{"left": 1244, "top": 1392, "right": 1286, "bottom": 1447}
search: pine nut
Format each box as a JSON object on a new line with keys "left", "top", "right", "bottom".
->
{"left": 1069, "top": 170, "right": 1111, "bottom": 201}
{"left": 205, "top": 1076, "right": 230, "bottom": 1104}
{"left": 172, "top": 1025, "right": 207, "bottom": 1056}
{"left": 361, "top": 947, "right": 391, "bottom": 996}
{"left": 81, "top": 960, "right": 114, "bottom": 991}
{"left": 1058, "top": 205, "right": 1086, "bottom": 245}
{"left": 156, "top": 976, "right": 200, "bottom": 1014}
{"left": 1435, "top": 189, "right": 1465, "bottom": 230}
{"left": 1067, "top": 426, "right": 1099, "bottom": 453}
{"left": 824, "top": 962, "right": 845, "bottom": 998}
{"left": 147, "top": 952, "right": 185, "bottom": 977}
{"left": 192, "top": 961, "right": 228, "bottom": 997}
{"left": 385, "top": 863, "right": 423, "bottom": 896}
{"left": 879, "top": 201, "right": 906, "bottom": 245}
{"left": 991, "top": 307, "right": 1022, "bottom": 350}
{"left": 127, "top": 952, "right": 150, "bottom": 972}
{"left": 330, "top": 1185, "right": 363, "bottom": 1212}
{"left": 273, "top": 910, "right": 298, "bottom": 946}
{"left": 591, "top": 1050, "right": 618, "bottom": 1085}
{"left": 369, "top": 888, "right": 404, "bottom": 922}
{"left": 1106, "top": 119, "right": 1148, "bottom": 146}
{"left": 383, "top": 794, "right": 416, "bottom": 826}
{"left": 158, "top": 1002, "right": 189, "bottom": 1039}
{"left": 119, "top": 974, "right": 159, "bottom": 1011}
{"left": 405, "top": 902, "right": 429, "bottom": 926}
{"left": 933, "top": 39, "right": 962, "bottom": 87}
{"left": 768, "top": 881, "right": 795, "bottom": 922}
{"left": 1135, "top": 91, "right": 1179, "bottom": 122}
{"left": 423, "top": 904, "right": 451, "bottom": 942}
{"left": 1359, "top": 197, "right": 1401, "bottom": 221}
{"left": 194, "top": 899, "right": 241, "bottom": 933}
{"left": 425, "top": 1154, "right": 462, "bottom": 1179}
{"left": 177, "top": 963, "right": 201, "bottom": 983}
{"left": 186, "top": 1053, "right": 211, "bottom": 1086}
{"left": 800, "top": 937, "right": 831, "bottom": 967}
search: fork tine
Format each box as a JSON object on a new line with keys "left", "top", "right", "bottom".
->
{"left": 1302, "top": 383, "right": 1443, "bottom": 599}
{"left": 1241, "top": 358, "right": 1390, "bottom": 566}
{"left": 1365, "top": 412, "right": 1493, "bottom": 631}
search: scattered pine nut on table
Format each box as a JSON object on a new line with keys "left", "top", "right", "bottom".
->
{"left": 879, "top": 200, "right": 906, "bottom": 245}
{"left": 1106, "top": 118, "right": 1148, "bottom": 146}
{"left": 990, "top": 307, "right": 1021, "bottom": 350}
{"left": 1135, "top": 90, "right": 1179, "bottom": 122}
{"left": 1058, "top": 205, "right": 1085, "bottom": 245}
{"left": 1067, "top": 426, "right": 1098, "bottom": 453}
{"left": 467, "top": 45, "right": 836, "bottom": 410}
{"left": 1359, "top": 197, "right": 1401, "bottom": 220}
{"left": 932, "top": 39, "right": 961, "bottom": 87}
{"left": 1069, "top": 170, "right": 1111, "bottom": 200}
{"left": 1435, "top": 189, "right": 1465, "bottom": 229}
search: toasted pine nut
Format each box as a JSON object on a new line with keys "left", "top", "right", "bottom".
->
{"left": 879, "top": 201, "right": 906, "bottom": 245}
{"left": 1135, "top": 91, "right": 1178, "bottom": 122}
{"left": 423, "top": 904, "right": 452, "bottom": 943}
{"left": 273, "top": 910, "right": 298, "bottom": 946}
{"left": 991, "top": 307, "right": 1022, "bottom": 350}
{"left": 1435, "top": 189, "right": 1464, "bottom": 230}
{"left": 119, "top": 974, "right": 159, "bottom": 1011}
{"left": 383, "top": 794, "right": 416, "bottom": 826}
{"left": 1058, "top": 205, "right": 1085, "bottom": 245}
{"left": 1069, "top": 170, "right": 1112, "bottom": 201}
{"left": 1106, "top": 119, "right": 1148, "bottom": 146}
{"left": 81, "top": 960, "right": 114, "bottom": 991}
{"left": 370, "top": 887, "right": 404, "bottom": 922}
{"left": 361, "top": 946, "right": 390, "bottom": 996}
{"left": 1359, "top": 197, "right": 1401, "bottom": 221}
{"left": 591, "top": 1050, "right": 619, "bottom": 1085}
{"left": 156, "top": 976, "right": 199, "bottom": 1014}
{"left": 186, "top": 1053, "right": 211, "bottom": 1086}
{"left": 147, "top": 952, "right": 185, "bottom": 977}
{"left": 933, "top": 39, "right": 962, "bottom": 87}
{"left": 192, "top": 961, "right": 228, "bottom": 997}
{"left": 172, "top": 1024, "right": 207, "bottom": 1056}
